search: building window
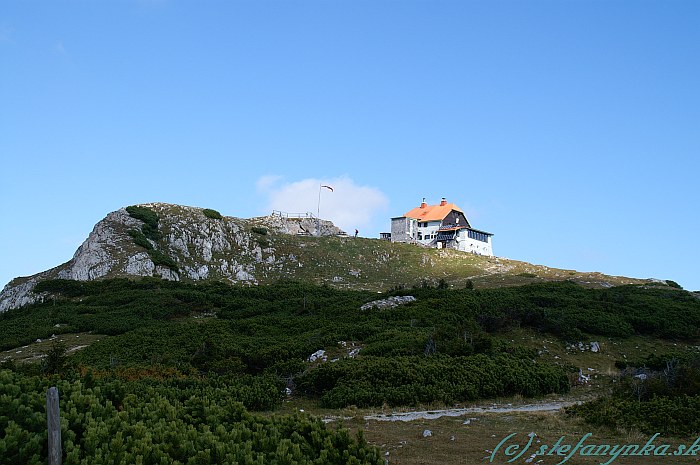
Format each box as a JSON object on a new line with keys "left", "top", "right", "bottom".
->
{"left": 468, "top": 230, "right": 489, "bottom": 243}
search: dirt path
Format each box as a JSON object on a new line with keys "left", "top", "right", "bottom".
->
{"left": 322, "top": 400, "right": 579, "bottom": 423}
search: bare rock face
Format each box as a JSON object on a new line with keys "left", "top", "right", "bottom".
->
{"left": 1, "top": 209, "right": 143, "bottom": 312}
{"left": 125, "top": 252, "right": 156, "bottom": 277}
{"left": 58, "top": 210, "right": 142, "bottom": 281}
{"left": 261, "top": 214, "right": 346, "bottom": 236}
{"left": 0, "top": 203, "right": 348, "bottom": 313}
{"left": 360, "top": 295, "right": 416, "bottom": 311}
{"left": 0, "top": 279, "right": 45, "bottom": 313}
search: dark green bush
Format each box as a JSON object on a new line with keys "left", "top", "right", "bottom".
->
{"left": 0, "top": 369, "right": 383, "bottom": 464}
{"left": 297, "top": 354, "right": 569, "bottom": 408}
{"left": 252, "top": 226, "right": 268, "bottom": 235}
{"left": 568, "top": 395, "right": 700, "bottom": 437}
{"left": 148, "top": 249, "right": 178, "bottom": 271}
{"left": 42, "top": 341, "right": 67, "bottom": 375}
{"left": 140, "top": 223, "right": 161, "bottom": 241}
{"left": 126, "top": 205, "right": 161, "bottom": 241}
{"left": 4, "top": 278, "right": 699, "bottom": 421}
{"left": 125, "top": 205, "right": 158, "bottom": 230}
{"left": 127, "top": 229, "right": 153, "bottom": 250}
{"left": 570, "top": 355, "right": 700, "bottom": 436}
{"left": 18, "top": 279, "right": 700, "bottom": 368}
{"left": 517, "top": 272, "right": 537, "bottom": 278}
{"left": 203, "top": 208, "right": 223, "bottom": 220}
{"left": 124, "top": 209, "right": 174, "bottom": 271}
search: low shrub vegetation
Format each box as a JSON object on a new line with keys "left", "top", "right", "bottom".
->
{"left": 297, "top": 354, "right": 569, "bottom": 408}
{"left": 124, "top": 206, "right": 177, "bottom": 270}
{"left": 0, "top": 369, "right": 382, "bottom": 465}
{"left": 148, "top": 249, "right": 178, "bottom": 271}
{"left": 202, "top": 208, "right": 223, "bottom": 220}
{"left": 127, "top": 229, "right": 153, "bottom": 250}
{"left": 125, "top": 205, "right": 160, "bottom": 241}
{"left": 2, "top": 278, "right": 699, "bottom": 459}
{"left": 569, "top": 355, "right": 700, "bottom": 436}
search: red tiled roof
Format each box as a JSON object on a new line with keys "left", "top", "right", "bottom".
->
{"left": 403, "top": 202, "right": 463, "bottom": 222}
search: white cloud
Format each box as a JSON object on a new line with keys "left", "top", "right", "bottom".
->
{"left": 256, "top": 175, "right": 283, "bottom": 192}
{"left": 257, "top": 176, "right": 389, "bottom": 234}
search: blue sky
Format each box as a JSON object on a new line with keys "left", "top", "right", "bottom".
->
{"left": 1, "top": 0, "right": 698, "bottom": 290}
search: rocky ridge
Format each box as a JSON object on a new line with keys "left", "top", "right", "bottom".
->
{"left": 0, "top": 202, "right": 655, "bottom": 313}
{"left": 0, "top": 203, "right": 343, "bottom": 312}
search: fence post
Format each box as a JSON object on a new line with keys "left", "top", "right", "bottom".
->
{"left": 46, "top": 387, "right": 62, "bottom": 465}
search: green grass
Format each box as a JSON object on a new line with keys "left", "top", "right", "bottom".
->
{"left": 5, "top": 202, "right": 658, "bottom": 294}
{"left": 124, "top": 203, "right": 657, "bottom": 291}
{"left": 0, "top": 332, "right": 105, "bottom": 364}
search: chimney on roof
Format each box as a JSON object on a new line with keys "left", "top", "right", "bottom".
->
{"left": 440, "top": 197, "right": 447, "bottom": 206}
{"left": 420, "top": 198, "right": 427, "bottom": 209}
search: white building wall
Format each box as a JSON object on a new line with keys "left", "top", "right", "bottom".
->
{"left": 456, "top": 230, "right": 493, "bottom": 256}
{"left": 416, "top": 221, "right": 441, "bottom": 245}
{"left": 392, "top": 214, "right": 494, "bottom": 256}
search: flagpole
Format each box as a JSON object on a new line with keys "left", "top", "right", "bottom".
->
{"left": 316, "top": 184, "right": 333, "bottom": 237}
{"left": 317, "top": 184, "right": 322, "bottom": 236}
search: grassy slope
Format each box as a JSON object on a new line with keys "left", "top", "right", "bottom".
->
{"left": 254, "top": 233, "right": 647, "bottom": 290}
{"left": 2, "top": 204, "right": 651, "bottom": 295}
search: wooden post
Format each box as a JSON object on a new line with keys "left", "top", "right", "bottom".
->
{"left": 46, "top": 387, "right": 62, "bottom": 465}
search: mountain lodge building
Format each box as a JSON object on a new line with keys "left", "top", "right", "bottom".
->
{"left": 387, "top": 198, "right": 494, "bottom": 256}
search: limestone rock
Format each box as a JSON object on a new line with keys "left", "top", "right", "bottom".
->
{"left": 125, "top": 252, "right": 155, "bottom": 276}
{"left": 58, "top": 209, "right": 140, "bottom": 281}
{"left": 360, "top": 295, "right": 416, "bottom": 311}
{"left": 0, "top": 278, "right": 44, "bottom": 313}
{"left": 0, "top": 203, "right": 281, "bottom": 311}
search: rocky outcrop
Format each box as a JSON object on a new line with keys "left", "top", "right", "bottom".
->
{"left": 0, "top": 203, "right": 348, "bottom": 313}
{"left": 360, "top": 295, "right": 416, "bottom": 311}
{"left": 0, "top": 278, "right": 45, "bottom": 313}
{"left": 57, "top": 209, "right": 141, "bottom": 281}
{"left": 262, "top": 214, "right": 345, "bottom": 236}
{"left": 0, "top": 202, "right": 656, "bottom": 314}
